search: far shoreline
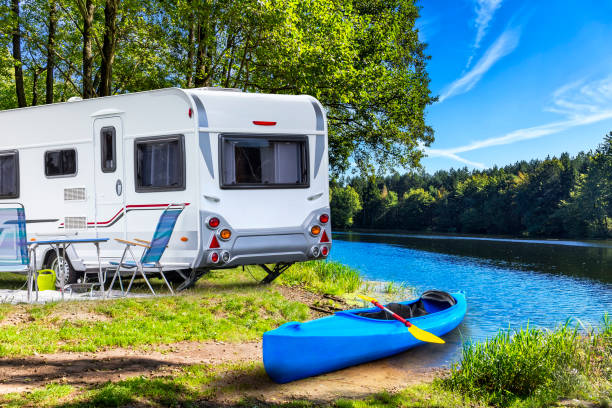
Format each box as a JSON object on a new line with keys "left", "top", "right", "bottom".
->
{"left": 333, "top": 228, "right": 612, "bottom": 248}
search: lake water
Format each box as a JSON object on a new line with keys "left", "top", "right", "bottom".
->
{"left": 329, "top": 231, "right": 612, "bottom": 368}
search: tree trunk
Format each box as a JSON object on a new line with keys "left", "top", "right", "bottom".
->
{"left": 100, "top": 0, "right": 119, "bottom": 96}
{"left": 194, "top": 22, "right": 206, "bottom": 87}
{"left": 194, "top": 5, "right": 211, "bottom": 87}
{"left": 11, "top": 0, "right": 27, "bottom": 108}
{"left": 81, "top": 0, "right": 95, "bottom": 98}
{"left": 31, "top": 68, "right": 40, "bottom": 106}
{"left": 45, "top": 0, "right": 57, "bottom": 104}
{"left": 186, "top": 14, "right": 196, "bottom": 88}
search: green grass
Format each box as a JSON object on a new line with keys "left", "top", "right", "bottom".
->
{"left": 332, "top": 384, "right": 485, "bottom": 408}
{"left": 442, "top": 316, "right": 612, "bottom": 407}
{"left": 0, "top": 369, "right": 482, "bottom": 408}
{"left": 0, "top": 362, "right": 262, "bottom": 407}
{"left": 0, "top": 383, "right": 75, "bottom": 408}
{"left": 0, "top": 268, "right": 310, "bottom": 356}
{"left": 272, "top": 260, "right": 363, "bottom": 295}
{"left": 0, "top": 380, "right": 485, "bottom": 408}
{"left": 0, "top": 261, "right": 364, "bottom": 357}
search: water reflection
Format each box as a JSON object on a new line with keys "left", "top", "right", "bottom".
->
{"left": 336, "top": 231, "right": 612, "bottom": 284}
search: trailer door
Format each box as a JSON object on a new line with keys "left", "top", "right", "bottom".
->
{"left": 93, "top": 117, "right": 126, "bottom": 256}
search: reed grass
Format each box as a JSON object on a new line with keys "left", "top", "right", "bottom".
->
{"left": 443, "top": 316, "right": 612, "bottom": 407}
{"left": 274, "top": 260, "right": 363, "bottom": 295}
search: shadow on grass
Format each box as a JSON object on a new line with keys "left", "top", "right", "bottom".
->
{"left": 53, "top": 363, "right": 271, "bottom": 408}
{"left": 0, "top": 356, "right": 186, "bottom": 388}
{"left": 0, "top": 273, "right": 29, "bottom": 290}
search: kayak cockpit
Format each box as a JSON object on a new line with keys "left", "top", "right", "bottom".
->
{"left": 354, "top": 290, "right": 457, "bottom": 320}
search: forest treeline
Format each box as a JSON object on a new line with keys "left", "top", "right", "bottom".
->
{"left": 0, "top": 0, "right": 435, "bottom": 172}
{"left": 331, "top": 133, "right": 612, "bottom": 239}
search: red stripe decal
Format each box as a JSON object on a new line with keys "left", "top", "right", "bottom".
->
{"left": 60, "top": 203, "right": 190, "bottom": 226}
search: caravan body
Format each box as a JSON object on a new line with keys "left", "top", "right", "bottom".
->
{"left": 0, "top": 88, "right": 331, "bottom": 280}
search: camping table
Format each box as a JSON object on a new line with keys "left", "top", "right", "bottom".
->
{"left": 28, "top": 238, "right": 109, "bottom": 302}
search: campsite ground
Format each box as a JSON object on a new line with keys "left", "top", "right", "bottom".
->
{"left": 0, "top": 264, "right": 609, "bottom": 407}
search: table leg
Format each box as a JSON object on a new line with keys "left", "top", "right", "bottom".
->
{"left": 96, "top": 243, "right": 104, "bottom": 298}
{"left": 53, "top": 244, "right": 63, "bottom": 301}
{"left": 27, "top": 246, "right": 33, "bottom": 303}
{"left": 34, "top": 246, "right": 40, "bottom": 303}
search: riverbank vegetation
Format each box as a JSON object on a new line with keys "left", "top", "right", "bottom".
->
{"left": 444, "top": 317, "right": 612, "bottom": 407}
{"left": 332, "top": 133, "right": 612, "bottom": 239}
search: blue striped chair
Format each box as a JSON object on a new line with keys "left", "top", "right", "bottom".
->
{"left": 106, "top": 204, "right": 185, "bottom": 296}
{"left": 0, "top": 203, "right": 35, "bottom": 300}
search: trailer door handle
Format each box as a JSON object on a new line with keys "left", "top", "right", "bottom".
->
{"left": 116, "top": 179, "right": 123, "bottom": 196}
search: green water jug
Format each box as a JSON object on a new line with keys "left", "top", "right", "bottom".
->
{"left": 37, "top": 269, "right": 56, "bottom": 291}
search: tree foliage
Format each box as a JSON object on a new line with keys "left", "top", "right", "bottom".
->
{"left": 335, "top": 133, "right": 612, "bottom": 238}
{"left": 0, "top": 0, "right": 435, "bottom": 173}
{"left": 330, "top": 184, "right": 362, "bottom": 229}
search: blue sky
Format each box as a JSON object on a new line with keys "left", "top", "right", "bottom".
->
{"left": 418, "top": 0, "right": 612, "bottom": 172}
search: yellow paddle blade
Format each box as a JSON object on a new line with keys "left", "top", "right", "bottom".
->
{"left": 408, "top": 324, "right": 445, "bottom": 344}
{"left": 358, "top": 294, "right": 378, "bottom": 303}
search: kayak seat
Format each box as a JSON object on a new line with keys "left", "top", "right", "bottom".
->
{"left": 421, "top": 290, "right": 456, "bottom": 314}
{"left": 356, "top": 290, "right": 456, "bottom": 320}
{"left": 356, "top": 301, "right": 427, "bottom": 320}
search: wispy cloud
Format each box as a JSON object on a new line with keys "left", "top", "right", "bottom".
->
{"left": 439, "top": 27, "right": 521, "bottom": 103}
{"left": 473, "top": 0, "right": 503, "bottom": 49}
{"left": 426, "top": 75, "right": 612, "bottom": 167}
{"left": 465, "top": 0, "right": 503, "bottom": 69}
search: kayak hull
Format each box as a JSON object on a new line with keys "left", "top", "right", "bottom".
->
{"left": 263, "top": 292, "right": 467, "bottom": 383}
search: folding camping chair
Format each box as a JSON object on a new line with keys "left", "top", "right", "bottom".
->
{"left": 0, "top": 203, "right": 35, "bottom": 301}
{"left": 106, "top": 204, "right": 185, "bottom": 296}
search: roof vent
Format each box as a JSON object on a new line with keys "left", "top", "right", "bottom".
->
{"left": 198, "top": 87, "right": 242, "bottom": 92}
{"left": 67, "top": 96, "right": 83, "bottom": 102}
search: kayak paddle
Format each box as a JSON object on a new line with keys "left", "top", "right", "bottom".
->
{"left": 358, "top": 295, "right": 445, "bottom": 344}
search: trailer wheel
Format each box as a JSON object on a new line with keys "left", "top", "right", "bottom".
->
{"left": 45, "top": 250, "right": 81, "bottom": 289}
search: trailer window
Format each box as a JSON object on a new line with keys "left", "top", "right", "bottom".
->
{"left": 134, "top": 135, "right": 185, "bottom": 192}
{"left": 0, "top": 150, "right": 19, "bottom": 198}
{"left": 100, "top": 126, "right": 116, "bottom": 173}
{"left": 45, "top": 149, "right": 77, "bottom": 177}
{"left": 220, "top": 136, "right": 309, "bottom": 189}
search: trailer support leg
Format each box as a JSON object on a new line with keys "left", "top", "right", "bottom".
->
{"left": 260, "top": 263, "right": 293, "bottom": 284}
{"left": 176, "top": 268, "right": 209, "bottom": 292}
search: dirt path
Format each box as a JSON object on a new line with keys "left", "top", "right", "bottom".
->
{"left": 0, "top": 341, "right": 260, "bottom": 395}
{"left": 0, "top": 340, "right": 441, "bottom": 403}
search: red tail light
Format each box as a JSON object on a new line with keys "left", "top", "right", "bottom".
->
{"left": 321, "top": 246, "right": 329, "bottom": 256}
{"left": 319, "top": 214, "right": 329, "bottom": 224}
{"left": 208, "top": 217, "right": 220, "bottom": 228}
{"left": 253, "top": 121, "right": 276, "bottom": 126}
{"left": 320, "top": 230, "right": 329, "bottom": 243}
{"left": 209, "top": 235, "right": 220, "bottom": 249}
{"left": 211, "top": 252, "right": 219, "bottom": 263}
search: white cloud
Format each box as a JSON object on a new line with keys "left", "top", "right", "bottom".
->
{"left": 439, "top": 27, "right": 520, "bottom": 103}
{"left": 473, "top": 0, "right": 503, "bottom": 49}
{"left": 426, "top": 75, "right": 612, "bottom": 167}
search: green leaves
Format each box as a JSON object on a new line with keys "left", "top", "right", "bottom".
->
{"left": 0, "top": 0, "right": 435, "bottom": 173}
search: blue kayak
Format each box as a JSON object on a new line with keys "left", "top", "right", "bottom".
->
{"left": 263, "top": 290, "right": 467, "bottom": 383}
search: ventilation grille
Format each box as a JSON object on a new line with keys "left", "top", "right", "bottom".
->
{"left": 64, "top": 188, "right": 86, "bottom": 201}
{"left": 64, "top": 217, "right": 87, "bottom": 230}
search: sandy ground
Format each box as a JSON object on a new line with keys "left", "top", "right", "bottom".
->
{"left": 0, "top": 340, "right": 443, "bottom": 404}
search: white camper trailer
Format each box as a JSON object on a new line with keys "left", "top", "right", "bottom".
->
{"left": 0, "top": 88, "right": 331, "bottom": 288}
